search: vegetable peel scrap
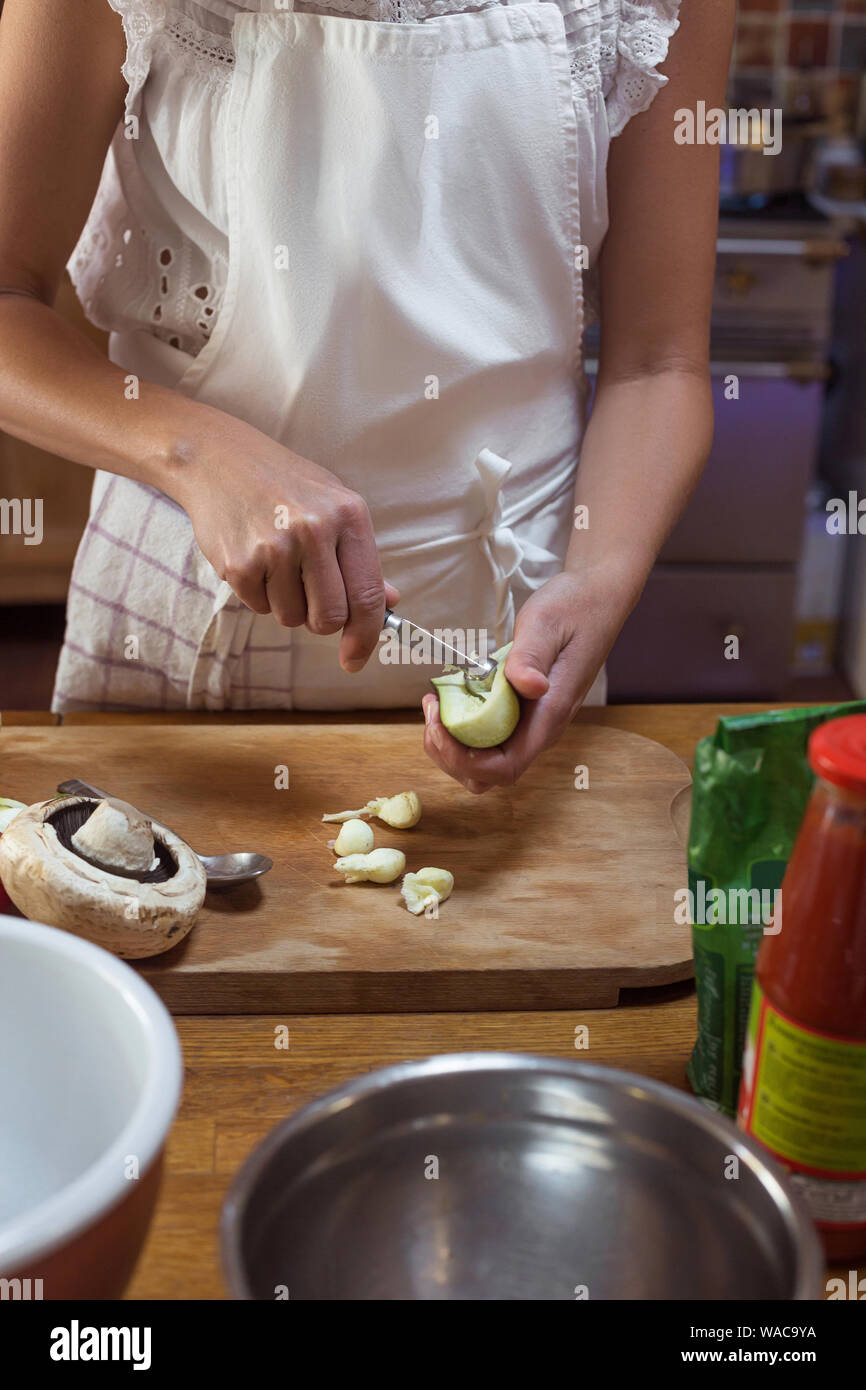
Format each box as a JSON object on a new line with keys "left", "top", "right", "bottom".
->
{"left": 322, "top": 790, "right": 421, "bottom": 829}
{"left": 334, "top": 847, "right": 406, "bottom": 884}
{"left": 331, "top": 819, "right": 375, "bottom": 856}
{"left": 401, "top": 867, "right": 454, "bottom": 916}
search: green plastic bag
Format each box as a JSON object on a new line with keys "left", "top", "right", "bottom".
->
{"left": 686, "top": 701, "right": 866, "bottom": 1117}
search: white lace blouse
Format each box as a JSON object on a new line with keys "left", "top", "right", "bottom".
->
{"left": 69, "top": 0, "right": 682, "bottom": 373}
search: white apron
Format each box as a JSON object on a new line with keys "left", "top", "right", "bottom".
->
{"left": 55, "top": 0, "right": 611, "bottom": 710}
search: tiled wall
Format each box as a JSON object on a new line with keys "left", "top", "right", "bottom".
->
{"left": 732, "top": 0, "right": 866, "bottom": 130}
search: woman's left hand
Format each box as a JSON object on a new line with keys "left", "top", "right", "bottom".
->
{"left": 421, "top": 570, "right": 631, "bottom": 792}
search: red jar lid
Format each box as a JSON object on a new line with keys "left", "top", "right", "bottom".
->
{"left": 809, "top": 714, "right": 866, "bottom": 795}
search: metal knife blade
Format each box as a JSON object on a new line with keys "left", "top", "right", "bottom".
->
{"left": 382, "top": 610, "right": 496, "bottom": 677}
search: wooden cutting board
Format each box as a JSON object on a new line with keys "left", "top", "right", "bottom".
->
{"left": 0, "top": 722, "right": 692, "bottom": 1011}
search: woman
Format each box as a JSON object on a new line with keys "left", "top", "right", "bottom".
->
{"left": 0, "top": 0, "right": 733, "bottom": 791}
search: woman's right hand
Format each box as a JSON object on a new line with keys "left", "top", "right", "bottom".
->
{"left": 0, "top": 0, "right": 397, "bottom": 678}
{"left": 173, "top": 420, "right": 397, "bottom": 674}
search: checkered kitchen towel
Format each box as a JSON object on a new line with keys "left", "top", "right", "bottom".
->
{"left": 52, "top": 470, "right": 271, "bottom": 712}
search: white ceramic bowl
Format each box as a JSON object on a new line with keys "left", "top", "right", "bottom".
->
{"left": 0, "top": 914, "right": 182, "bottom": 1298}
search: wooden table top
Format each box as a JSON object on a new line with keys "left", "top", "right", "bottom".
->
{"left": 3, "top": 705, "right": 857, "bottom": 1299}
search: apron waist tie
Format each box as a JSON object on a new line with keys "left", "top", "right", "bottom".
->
{"left": 379, "top": 447, "right": 575, "bottom": 647}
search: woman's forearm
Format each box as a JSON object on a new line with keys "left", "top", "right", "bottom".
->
{"left": 0, "top": 288, "right": 399, "bottom": 665}
{"left": 565, "top": 366, "right": 714, "bottom": 610}
{"left": 0, "top": 289, "right": 234, "bottom": 502}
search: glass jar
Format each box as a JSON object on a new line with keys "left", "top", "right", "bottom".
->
{"left": 738, "top": 714, "right": 866, "bottom": 1261}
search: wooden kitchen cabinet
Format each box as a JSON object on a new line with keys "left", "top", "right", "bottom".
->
{"left": 592, "top": 367, "right": 821, "bottom": 700}
{"left": 607, "top": 566, "right": 799, "bottom": 702}
{"left": 598, "top": 214, "right": 842, "bottom": 700}
{"left": 659, "top": 371, "right": 824, "bottom": 567}
{"left": 0, "top": 276, "right": 103, "bottom": 604}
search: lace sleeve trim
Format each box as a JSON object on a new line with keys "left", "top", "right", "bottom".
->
{"left": 106, "top": 0, "right": 169, "bottom": 119}
{"left": 605, "top": 0, "right": 682, "bottom": 139}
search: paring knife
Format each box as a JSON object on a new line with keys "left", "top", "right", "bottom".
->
{"left": 382, "top": 609, "right": 496, "bottom": 678}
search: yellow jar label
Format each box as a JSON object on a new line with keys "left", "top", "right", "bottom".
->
{"left": 740, "top": 984, "right": 866, "bottom": 1176}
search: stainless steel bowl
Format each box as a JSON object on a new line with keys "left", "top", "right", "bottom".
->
{"left": 221, "top": 1054, "right": 823, "bottom": 1301}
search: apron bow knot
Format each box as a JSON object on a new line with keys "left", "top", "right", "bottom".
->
{"left": 474, "top": 448, "right": 561, "bottom": 647}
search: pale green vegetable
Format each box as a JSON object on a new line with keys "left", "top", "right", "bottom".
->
{"left": 431, "top": 643, "right": 519, "bottom": 749}
{"left": 0, "top": 799, "right": 26, "bottom": 834}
